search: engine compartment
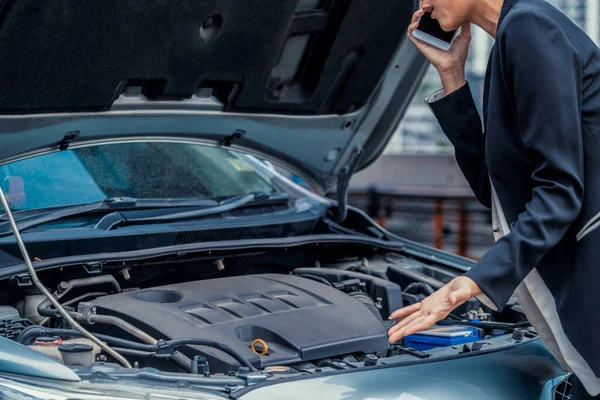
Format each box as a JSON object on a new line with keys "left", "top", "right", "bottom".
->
{"left": 92, "top": 274, "right": 390, "bottom": 373}
{"left": 0, "top": 244, "right": 534, "bottom": 378}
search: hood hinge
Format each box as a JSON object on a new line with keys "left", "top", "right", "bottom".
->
{"left": 335, "top": 146, "right": 364, "bottom": 223}
{"left": 58, "top": 131, "right": 80, "bottom": 151}
{"left": 222, "top": 129, "right": 246, "bottom": 147}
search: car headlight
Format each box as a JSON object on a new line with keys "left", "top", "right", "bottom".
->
{"left": 0, "top": 375, "right": 224, "bottom": 400}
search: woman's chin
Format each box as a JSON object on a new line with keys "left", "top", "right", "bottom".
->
{"left": 439, "top": 20, "right": 458, "bottom": 32}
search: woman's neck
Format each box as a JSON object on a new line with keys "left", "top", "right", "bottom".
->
{"left": 470, "top": 0, "right": 505, "bottom": 38}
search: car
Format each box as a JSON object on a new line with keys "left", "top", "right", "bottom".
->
{"left": 0, "top": 0, "right": 572, "bottom": 399}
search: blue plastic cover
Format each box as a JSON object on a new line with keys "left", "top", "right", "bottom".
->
{"left": 403, "top": 325, "right": 483, "bottom": 351}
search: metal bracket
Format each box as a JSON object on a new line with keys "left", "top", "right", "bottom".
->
{"left": 236, "top": 370, "right": 268, "bottom": 385}
{"left": 156, "top": 339, "right": 170, "bottom": 354}
{"left": 58, "top": 131, "right": 80, "bottom": 151}
{"left": 222, "top": 129, "right": 246, "bottom": 147}
{"left": 9, "top": 273, "right": 33, "bottom": 288}
{"left": 83, "top": 262, "right": 104, "bottom": 275}
{"left": 77, "top": 302, "right": 97, "bottom": 324}
{"left": 388, "top": 345, "right": 431, "bottom": 359}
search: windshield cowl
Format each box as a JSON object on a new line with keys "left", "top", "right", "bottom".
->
{"left": 0, "top": 192, "right": 292, "bottom": 237}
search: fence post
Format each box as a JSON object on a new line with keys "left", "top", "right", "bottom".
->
{"left": 433, "top": 199, "right": 444, "bottom": 250}
{"left": 458, "top": 200, "right": 468, "bottom": 257}
{"left": 368, "top": 187, "right": 386, "bottom": 227}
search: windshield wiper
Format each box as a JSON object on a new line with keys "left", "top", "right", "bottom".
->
{"left": 96, "top": 191, "right": 291, "bottom": 230}
{"left": 0, "top": 192, "right": 288, "bottom": 236}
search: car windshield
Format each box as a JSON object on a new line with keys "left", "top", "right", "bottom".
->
{"left": 0, "top": 142, "right": 275, "bottom": 211}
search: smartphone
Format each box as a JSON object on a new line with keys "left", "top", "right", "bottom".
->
{"left": 412, "top": 12, "right": 458, "bottom": 51}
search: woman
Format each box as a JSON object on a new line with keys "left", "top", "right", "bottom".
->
{"left": 386, "top": 0, "right": 600, "bottom": 397}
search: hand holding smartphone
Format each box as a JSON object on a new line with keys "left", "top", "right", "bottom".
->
{"left": 408, "top": 9, "right": 470, "bottom": 94}
{"left": 412, "top": 12, "right": 458, "bottom": 51}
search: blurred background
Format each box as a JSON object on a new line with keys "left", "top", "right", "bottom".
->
{"left": 342, "top": 0, "right": 599, "bottom": 259}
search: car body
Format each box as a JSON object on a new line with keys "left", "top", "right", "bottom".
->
{"left": 0, "top": 0, "right": 572, "bottom": 399}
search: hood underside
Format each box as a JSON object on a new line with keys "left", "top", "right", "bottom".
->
{"left": 0, "top": 0, "right": 427, "bottom": 191}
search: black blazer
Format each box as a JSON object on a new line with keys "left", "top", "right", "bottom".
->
{"left": 428, "top": 0, "right": 600, "bottom": 394}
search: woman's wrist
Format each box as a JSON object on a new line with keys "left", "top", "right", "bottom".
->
{"left": 461, "top": 276, "right": 482, "bottom": 297}
{"left": 452, "top": 276, "right": 482, "bottom": 298}
{"left": 438, "top": 68, "right": 466, "bottom": 95}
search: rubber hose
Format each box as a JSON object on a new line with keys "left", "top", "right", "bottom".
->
{"left": 17, "top": 326, "right": 257, "bottom": 372}
{"left": 295, "top": 274, "right": 333, "bottom": 287}
{"left": 88, "top": 314, "right": 156, "bottom": 344}
{"left": 316, "top": 360, "right": 345, "bottom": 370}
{"left": 17, "top": 326, "right": 124, "bottom": 347}
{"left": 38, "top": 275, "right": 121, "bottom": 317}
{"left": 161, "top": 338, "right": 257, "bottom": 371}
{"left": 170, "top": 351, "right": 193, "bottom": 372}
{"left": 436, "top": 320, "right": 531, "bottom": 330}
{"left": 404, "top": 282, "right": 435, "bottom": 297}
{"left": 39, "top": 292, "right": 109, "bottom": 326}
{"left": 349, "top": 292, "right": 383, "bottom": 323}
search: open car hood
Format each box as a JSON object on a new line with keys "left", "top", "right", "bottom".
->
{"left": 0, "top": 0, "right": 427, "bottom": 192}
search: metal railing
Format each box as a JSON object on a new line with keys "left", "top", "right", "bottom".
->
{"left": 336, "top": 187, "right": 494, "bottom": 259}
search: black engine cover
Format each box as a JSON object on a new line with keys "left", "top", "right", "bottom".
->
{"left": 92, "top": 274, "right": 388, "bottom": 371}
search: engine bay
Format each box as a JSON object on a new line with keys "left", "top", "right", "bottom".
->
{"left": 91, "top": 274, "right": 390, "bottom": 373}
{"left": 0, "top": 244, "right": 535, "bottom": 380}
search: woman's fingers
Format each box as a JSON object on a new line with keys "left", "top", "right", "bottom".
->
{"left": 398, "top": 315, "right": 439, "bottom": 338}
{"left": 387, "top": 310, "right": 421, "bottom": 337}
{"left": 388, "top": 315, "right": 427, "bottom": 343}
{"left": 388, "top": 311, "right": 422, "bottom": 336}
{"left": 407, "top": 9, "right": 425, "bottom": 38}
{"left": 387, "top": 279, "right": 478, "bottom": 344}
{"left": 407, "top": 8, "right": 452, "bottom": 68}
{"left": 387, "top": 319, "right": 407, "bottom": 338}
{"left": 389, "top": 302, "right": 421, "bottom": 321}
{"left": 411, "top": 8, "right": 425, "bottom": 24}
{"left": 460, "top": 23, "right": 471, "bottom": 37}
{"left": 452, "top": 24, "right": 472, "bottom": 53}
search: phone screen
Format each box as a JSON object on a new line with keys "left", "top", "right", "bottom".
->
{"left": 417, "top": 12, "right": 456, "bottom": 44}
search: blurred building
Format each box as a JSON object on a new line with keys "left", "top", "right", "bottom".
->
{"left": 386, "top": 26, "right": 491, "bottom": 155}
{"left": 369, "top": 1, "right": 600, "bottom": 255}
{"left": 387, "top": 0, "right": 599, "bottom": 155}
{"left": 547, "top": 0, "right": 600, "bottom": 44}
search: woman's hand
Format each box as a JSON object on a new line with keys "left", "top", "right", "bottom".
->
{"left": 407, "top": 9, "right": 472, "bottom": 95}
{"left": 387, "top": 276, "right": 481, "bottom": 343}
